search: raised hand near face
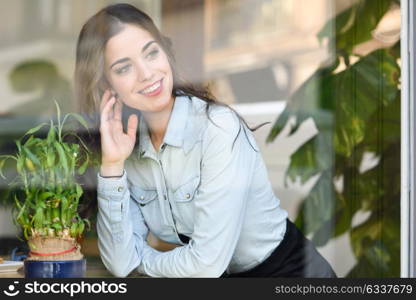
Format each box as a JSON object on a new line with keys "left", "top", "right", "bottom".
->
{"left": 99, "top": 89, "right": 138, "bottom": 176}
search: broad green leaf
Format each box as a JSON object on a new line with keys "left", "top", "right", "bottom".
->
{"left": 294, "top": 170, "right": 335, "bottom": 236}
{"left": 318, "top": 0, "right": 394, "bottom": 54}
{"left": 350, "top": 215, "right": 382, "bottom": 258}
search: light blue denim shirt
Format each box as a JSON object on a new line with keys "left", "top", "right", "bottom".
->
{"left": 96, "top": 94, "right": 288, "bottom": 277}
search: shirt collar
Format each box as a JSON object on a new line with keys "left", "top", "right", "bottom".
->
{"left": 137, "top": 94, "right": 198, "bottom": 159}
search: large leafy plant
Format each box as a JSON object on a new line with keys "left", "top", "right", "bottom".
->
{"left": 0, "top": 103, "right": 91, "bottom": 243}
{"left": 267, "top": 0, "right": 400, "bottom": 276}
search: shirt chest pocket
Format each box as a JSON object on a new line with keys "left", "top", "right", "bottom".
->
{"left": 172, "top": 176, "right": 200, "bottom": 231}
{"left": 130, "top": 186, "right": 162, "bottom": 235}
{"left": 131, "top": 186, "right": 157, "bottom": 207}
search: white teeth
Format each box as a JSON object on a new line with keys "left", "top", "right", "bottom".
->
{"left": 140, "top": 80, "right": 161, "bottom": 94}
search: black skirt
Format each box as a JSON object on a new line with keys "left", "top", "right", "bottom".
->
{"left": 221, "top": 218, "right": 337, "bottom": 278}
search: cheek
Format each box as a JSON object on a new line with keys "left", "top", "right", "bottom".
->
{"left": 157, "top": 52, "right": 173, "bottom": 74}
{"left": 112, "top": 76, "right": 135, "bottom": 94}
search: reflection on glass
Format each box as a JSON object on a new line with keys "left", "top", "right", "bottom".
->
{"left": 8, "top": 60, "right": 72, "bottom": 117}
{"left": 0, "top": 0, "right": 402, "bottom": 278}
{"left": 205, "top": 0, "right": 401, "bottom": 277}
{"left": 207, "top": 0, "right": 293, "bottom": 50}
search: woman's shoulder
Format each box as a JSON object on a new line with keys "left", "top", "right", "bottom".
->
{"left": 187, "top": 95, "right": 240, "bottom": 136}
{"left": 187, "top": 94, "right": 237, "bottom": 119}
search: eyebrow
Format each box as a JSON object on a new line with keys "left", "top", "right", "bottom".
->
{"left": 109, "top": 40, "right": 157, "bottom": 69}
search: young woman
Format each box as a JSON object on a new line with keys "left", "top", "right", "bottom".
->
{"left": 75, "top": 3, "right": 336, "bottom": 278}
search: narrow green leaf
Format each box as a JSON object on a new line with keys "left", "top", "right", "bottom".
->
{"left": 23, "top": 147, "right": 41, "bottom": 168}
{"left": 77, "top": 221, "right": 85, "bottom": 236}
{"left": 62, "top": 113, "right": 90, "bottom": 133}
{"left": 54, "top": 100, "right": 62, "bottom": 134}
{"left": 77, "top": 155, "right": 89, "bottom": 175}
{"left": 54, "top": 141, "right": 69, "bottom": 175}
{"left": 47, "top": 120, "right": 56, "bottom": 144}
{"left": 83, "top": 219, "right": 91, "bottom": 231}
{"left": 70, "top": 222, "right": 78, "bottom": 237}
{"left": 23, "top": 123, "right": 48, "bottom": 137}
{"left": 38, "top": 192, "right": 54, "bottom": 202}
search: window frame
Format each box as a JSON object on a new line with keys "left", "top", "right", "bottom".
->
{"left": 401, "top": 0, "right": 416, "bottom": 278}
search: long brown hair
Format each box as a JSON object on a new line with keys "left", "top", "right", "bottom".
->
{"left": 74, "top": 3, "right": 267, "bottom": 148}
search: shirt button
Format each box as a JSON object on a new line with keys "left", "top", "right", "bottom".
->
{"left": 161, "top": 144, "right": 166, "bottom": 150}
{"left": 140, "top": 195, "right": 145, "bottom": 200}
{"left": 185, "top": 193, "right": 191, "bottom": 199}
{"left": 117, "top": 186, "right": 124, "bottom": 192}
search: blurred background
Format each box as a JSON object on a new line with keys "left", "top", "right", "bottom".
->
{"left": 0, "top": 0, "right": 401, "bottom": 277}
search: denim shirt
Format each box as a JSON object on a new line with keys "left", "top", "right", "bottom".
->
{"left": 96, "top": 94, "right": 288, "bottom": 277}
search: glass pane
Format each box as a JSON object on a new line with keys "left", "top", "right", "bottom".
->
{"left": 0, "top": 0, "right": 401, "bottom": 278}
{"left": 0, "top": 0, "right": 160, "bottom": 276}
{"left": 204, "top": 0, "right": 401, "bottom": 277}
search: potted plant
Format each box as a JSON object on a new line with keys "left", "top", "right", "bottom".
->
{"left": 0, "top": 103, "right": 91, "bottom": 278}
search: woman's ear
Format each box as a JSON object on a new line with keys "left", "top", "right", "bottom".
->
{"left": 99, "top": 77, "right": 117, "bottom": 97}
{"left": 110, "top": 89, "right": 118, "bottom": 98}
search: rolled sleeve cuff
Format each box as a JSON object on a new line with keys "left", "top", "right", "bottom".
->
{"left": 97, "top": 170, "right": 127, "bottom": 195}
{"left": 97, "top": 170, "right": 128, "bottom": 225}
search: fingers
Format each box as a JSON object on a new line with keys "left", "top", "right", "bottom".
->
{"left": 113, "top": 97, "right": 122, "bottom": 122}
{"left": 126, "top": 114, "right": 139, "bottom": 140}
{"left": 100, "top": 89, "right": 112, "bottom": 113}
{"left": 100, "top": 96, "right": 116, "bottom": 128}
{"left": 110, "top": 98, "right": 124, "bottom": 135}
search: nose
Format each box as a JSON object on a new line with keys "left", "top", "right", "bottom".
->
{"left": 136, "top": 61, "right": 154, "bottom": 82}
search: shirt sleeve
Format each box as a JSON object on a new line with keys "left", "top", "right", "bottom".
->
{"left": 137, "top": 111, "right": 258, "bottom": 277}
{"left": 96, "top": 170, "right": 157, "bottom": 277}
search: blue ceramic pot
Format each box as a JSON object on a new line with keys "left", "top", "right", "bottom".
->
{"left": 24, "top": 259, "right": 86, "bottom": 278}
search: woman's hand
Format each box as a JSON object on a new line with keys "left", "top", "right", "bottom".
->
{"left": 99, "top": 89, "right": 138, "bottom": 176}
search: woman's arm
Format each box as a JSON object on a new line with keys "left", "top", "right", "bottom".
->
{"left": 96, "top": 170, "right": 156, "bottom": 277}
{"left": 96, "top": 89, "right": 148, "bottom": 277}
{"left": 137, "top": 111, "right": 258, "bottom": 277}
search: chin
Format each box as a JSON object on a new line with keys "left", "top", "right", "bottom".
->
{"left": 133, "top": 96, "right": 172, "bottom": 113}
{"left": 153, "top": 97, "right": 173, "bottom": 112}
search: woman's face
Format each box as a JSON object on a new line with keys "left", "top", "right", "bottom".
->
{"left": 104, "top": 24, "right": 174, "bottom": 113}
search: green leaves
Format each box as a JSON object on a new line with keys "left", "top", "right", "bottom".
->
{"left": 54, "top": 141, "right": 69, "bottom": 176}
{"left": 23, "top": 123, "right": 48, "bottom": 137}
{"left": 318, "top": 0, "right": 394, "bottom": 54}
{"left": 267, "top": 0, "right": 400, "bottom": 277}
{"left": 0, "top": 103, "right": 92, "bottom": 240}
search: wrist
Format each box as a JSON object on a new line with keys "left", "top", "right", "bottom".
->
{"left": 100, "top": 162, "right": 124, "bottom": 177}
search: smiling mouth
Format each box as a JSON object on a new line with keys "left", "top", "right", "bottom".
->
{"left": 138, "top": 79, "right": 163, "bottom": 95}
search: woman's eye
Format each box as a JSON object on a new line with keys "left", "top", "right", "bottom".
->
{"left": 115, "top": 64, "right": 131, "bottom": 75}
{"left": 147, "top": 49, "right": 159, "bottom": 59}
